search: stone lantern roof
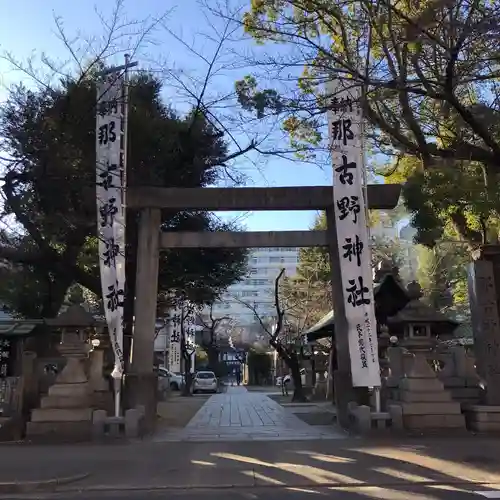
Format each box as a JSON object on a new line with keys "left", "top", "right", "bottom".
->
{"left": 46, "top": 304, "right": 105, "bottom": 328}
{"left": 387, "top": 281, "right": 459, "bottom": 337}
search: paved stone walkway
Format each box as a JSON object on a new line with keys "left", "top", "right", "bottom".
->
{"left": 152, "top": 386, "right": 346, "bottom": 442}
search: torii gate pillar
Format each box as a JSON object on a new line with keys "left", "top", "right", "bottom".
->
{"left": 126, "top": 208, "right": 161, "bottom": 429}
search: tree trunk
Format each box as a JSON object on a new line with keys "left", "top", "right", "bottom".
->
{"left": 182, "top": 352, "right": 194, "bottom": 396}
{"left": 288, "top": 354, "right": 307, "bottom": 402}
{"left": 206, "top": 344, "right": 219, "bottom": 371}
{"left": 181, "top": 329, "right": 194, "bottom": 396}
{"left": 182, "top": 370, "right": 193, "bottom": 396}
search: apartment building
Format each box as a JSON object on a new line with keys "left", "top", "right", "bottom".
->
{"left": 205, "top": 247, "right": 300, "bottom": 337}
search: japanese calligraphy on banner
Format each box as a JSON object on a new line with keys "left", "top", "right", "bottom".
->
{"left": 168, "top": 306, "right": 182, "bottom": 373}
{"left": 327, "top": 80, "right": 381, "bottom": 387}
{"left": 96, "top": 72, "right": 126, "bottom": 379}
{"left": 184, "top": 308, "right": 197, "bottom": 374}
{"left": 0, "top": 339, "right": 12, "bottom": 378}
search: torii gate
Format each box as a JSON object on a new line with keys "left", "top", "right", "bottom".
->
{"left": 126, "top": 184, "right": 401, "bottom": 429}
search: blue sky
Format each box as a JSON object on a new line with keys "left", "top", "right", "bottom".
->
{"left": 0, "top": 0, "right": 335, "bottom": 231}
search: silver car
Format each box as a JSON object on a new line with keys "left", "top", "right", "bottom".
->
{"left": 193, "top": 371, "right": 218, "bottom": 394}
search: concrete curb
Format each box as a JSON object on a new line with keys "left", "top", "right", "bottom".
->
{"left": 0, "top": 473, "right": 90, "bottom": 494}
{"left": 56, "top": 478, "right": 500, "bottom": 493}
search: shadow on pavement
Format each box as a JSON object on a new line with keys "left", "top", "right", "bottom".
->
{"left": 1, "top": 436, "right": 497, "bottom": 498}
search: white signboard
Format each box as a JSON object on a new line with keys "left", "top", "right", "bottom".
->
{"left": 96, "top": 72, "right": 126, "bottom": 379}
{"left": 327, "top": 81, "right": 381, "bottom": 387}
{"left": 168, "top": 307, "right": 182, "bottom": 373}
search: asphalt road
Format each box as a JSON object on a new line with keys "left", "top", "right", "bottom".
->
{"left": 0, "top": 486, "right": 498, "bottom": 500}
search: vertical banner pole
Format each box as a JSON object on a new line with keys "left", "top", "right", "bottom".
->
{"left": 96, "top": 56, "right": 136, "bottom": 419}
{"left": 327, "top": 79, "right": 381, "bottom": 390}
{"left": 114, "top": 54, "right": 130, "bottom": 418}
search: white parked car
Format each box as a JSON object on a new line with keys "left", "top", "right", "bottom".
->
{"left": 193, "top": 371, "right": 218, "bottom": 394}
{"left": 156, "top": 367, "right": 184, "bottom": 391}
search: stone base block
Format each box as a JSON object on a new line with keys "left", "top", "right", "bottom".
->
{"left": 399, "top": 390, "right": 452, "bottom": 403}
{"left": 40, "top": 395, "right": 90, "bottom": 409}
{"left": 399, "top": 378, "right": 444, "bottom": 392}
{"left": 469, "top": 412, "right": 500, "bottom": 423}
{"left": 468, "top": 421, "right": 500, "bottom": 432}
{"left": 92, "top": 390, "right": 114, "bottom": 413}
{"left": 26, "top": 420, "right": 92, "bottom": 441}
{"left": 466, "top": 405, "right": 500, "bottom": 413}
{"left": 448, "top": 387, "right": 481, "bottom": 403}
{"left": 400, "top": 401, "right": 462, "bottom": 416}
{"left": 349, "top": 404, "right": 395, "bottom": 433}
{"left": 0, "top": 416, "right": 23, "bottom": 442}
{"left": 441, "top": 377, "right": 480, "bottom": 389}
{"left": 464, "top": 405, "right": 500, "bottom": 432}
{"left": 404, "top": 413, "right": 465, "bottom": 429}
{"left": 92, "top": 407, "right": 144, "bottom": 439}
{"left": 49, "top": 382, "right": 89, "bottom": 398}
{"left": 388, "top": 405, "right": 403, "bottom": 430}
{"left": 31, "top": 407, "right": 93, "bottom": 423}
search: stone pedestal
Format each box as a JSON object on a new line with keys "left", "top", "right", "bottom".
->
{"left": 464, "top": 405, "right": 500, "bottom": 432}
{"left": 390, "top": 353, "right": 465, "bottom": 430}
{"left": 26, "top": 335, "right": 94, "bottom": 441}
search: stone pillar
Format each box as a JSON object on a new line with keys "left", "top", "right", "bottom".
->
{"left": 89, "top": 350, "right": 108, "bottom": 392}
{"left": 468, "top": 254, "right": 500, "bottom": 404}
{"left": 21, "top": 351, "right": 38, "bottom": 413}
{"left": 312, "top": 370, "right": 328, "bottom": 401}
{"left": 89, "top": 349, "right": 112, "bottom": 413}
{"left": 326, "top": 348, "right": 334, "bottom": 401}
{"left": 127, "top": 208, "right": 161, "bottom": 430}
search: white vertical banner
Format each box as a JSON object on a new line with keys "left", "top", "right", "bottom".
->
{"left": 327, "top": 80, "right": 380, "bottom": 387}
{"left": 96, "top": 71, "right": 126, "bottom": 379}
{"left": 184, "top": 307, "right": 197, "bottom": 374}
{"left": 168, "top": 306, "right": 182, "bottom": 373}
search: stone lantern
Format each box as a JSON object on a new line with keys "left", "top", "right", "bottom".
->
{"left": 385, "top": 281, "right": 459, "bottom": 352}
{"left": 383, "top": 282, "right": 465, "bottom": 431}
{"left": 25, "top": 305, "right": 108, "bottom": 441}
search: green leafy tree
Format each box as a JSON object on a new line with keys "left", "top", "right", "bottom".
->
{"left": 386, "top": 156, "right": 500, "bottom": 248}
{"left": 416, "top": 243, "right": 470, "bottom": 319}
{"left": 0, "top": 74, "right": 248, "bottom": 328}
{"left": 233, "top": 0, "right": 500, "bottom": 177}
